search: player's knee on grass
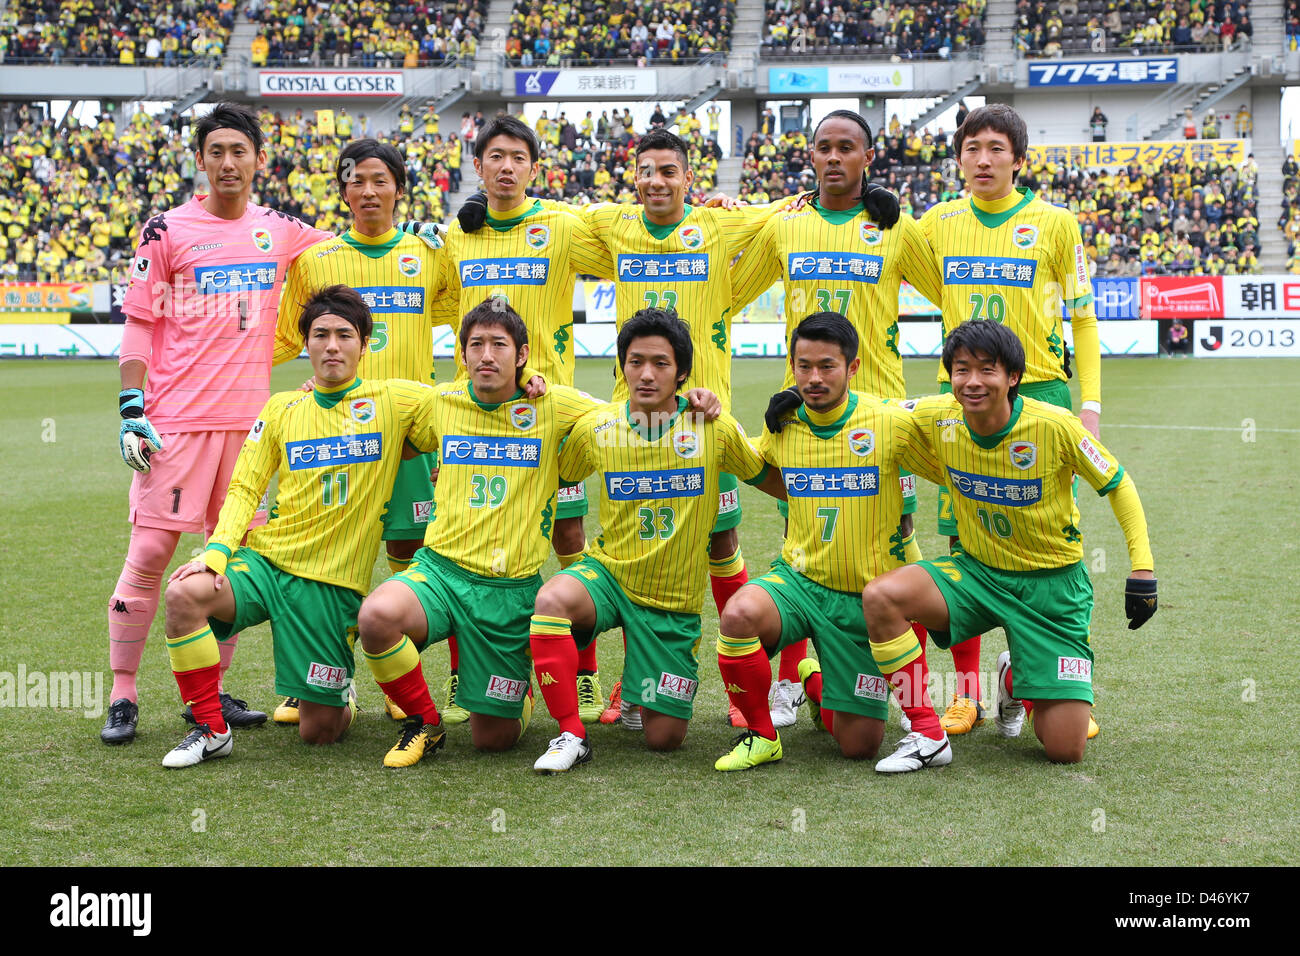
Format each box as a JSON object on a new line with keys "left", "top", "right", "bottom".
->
{"left": 833, "top": 713, "right": 885, "bottom": 760}
{"left": 1032, "top": 700, "right": 1089, "bottom": 764}
{"left": 641, "top": 709, "right": 688, "bottom": 751}
{"left": 552, "top": 516, "right": 585, "bottom": 557}
{"left": 469, "top": 713, "right": 520, "bottom": 752}
{"left": 298, "top": 702, "right": 348, "bottom": 745}
{"left": 708, "top": 527, "right": 739, "bottom": 561}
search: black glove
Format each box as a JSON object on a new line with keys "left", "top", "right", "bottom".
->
{"left": 765, "top": 387, "right": 803, "bottom": 433}
{"left": 861, "top": 181, "right": 901, "bottom": 229}
{"left": 457, "top": 190, "right": 488, "bottom": 233}
{"left": 1124, "top": 576, "right": 1158, "bottom": 630}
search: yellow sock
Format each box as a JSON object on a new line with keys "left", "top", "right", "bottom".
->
{"left": 871, "top": 628, "right": 923, "bottom": 676}
{"left": 364, "top": 636, "right": 421, "bottom": 683}
{"left": 902, "top": 530, "right": 923, "bottom": 564}
{"left": 166, "top": 625, "right": 220, "bottom": 673}
{"left": 717, "top": 632, "right": 762, "bottom": 657}
{"left": 387, "top": 555, "right": 414, "bottom": 575}
{"left": 556, "top": 550, "right": 583, "bottom": 570}
{"left": 709, "top": 548, "right": 745, "bottom": 579}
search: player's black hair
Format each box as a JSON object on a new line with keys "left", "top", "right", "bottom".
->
{"left": 789, "top": 311, "right": 860, "bottom": 364}
{"left": 811, "top": 110, "right": 899, "bottom": 226}
{"left": 634, "top": 128, "right": 691, "bottom": 169}
{"left": 954, "top": 104, "right": 1029, "bottom": 164}
{"left": 942, "top": 320, "right": 1026, "bottom": 402}
{"left": 193, "top": 102, "right": 264, "bottom": 155}
{"left": 474, "top": 115, "right": 539, "bottom": 164}
{"left": 460, "top": 297, "right": 530, "bottom": 354}
{"left": 336, "top": 138, "right": 406, "bottom": 195}
{"left": 617, "top": 308, "right": 693, "bottom": 386}
{"left": 298, "top": 284, "right": 373, "bottom": 344}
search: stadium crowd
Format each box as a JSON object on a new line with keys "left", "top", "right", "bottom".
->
{"left": 248, "top": 0, "right": 484, "bottom": 66}
{"left": 506, "top": 0, "right": 734, "bottom": 65}
{"left": 1017, "top": 0, "right": 1254, "bottom": 58}
{"left": 762, "top": 0, "right": 987, "bottom": 58}
{"left": 0, "top": 0, "right": 232, "bottom": 64}
{"left": 1279, "top": 154, "right": 1300, "bottom": 274}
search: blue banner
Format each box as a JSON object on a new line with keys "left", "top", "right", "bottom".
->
{"left": 1092, "top": 277, "right": 1140, "bottom": 320}
{"left": 1027, "top": 59, "right": 1177, "bottom": 87}
{"left": 770, "top": 68, "right": 829, "bottom": 94}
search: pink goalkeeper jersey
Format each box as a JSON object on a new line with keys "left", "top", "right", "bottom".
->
{"left": 122, "top": 197, "right": 332, "bottom": 433}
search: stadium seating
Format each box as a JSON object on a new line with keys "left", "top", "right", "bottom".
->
{"left": 1017, "top": 0, "right": 1254, "bottom": 58}
{"left": 506, "top": 0, "right": 735, "bottom": 65}
{"left": 761, "top": 0, "right": 987, "bottom": 59}
{"left": 250, "top": 0, "right": 485, "bottom": 67}
{"left": 0, "top": 0, "right": 233, "bottom": 64}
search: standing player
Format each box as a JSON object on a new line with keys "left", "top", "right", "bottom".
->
{"left": 730, "top": 110, "right": 943, "bottom": 725}
{"left": 713, "top": 313, "right": 949, "bottom": 771}
{"left": 862, "top": 321, "right": 1156, "bottom": 767}
{"left": 272, "top": 139, "right": 448, "bottom": 725}
{"left": 418, "top": 115, "right": 616, "bottom": 726}
{"left": 917, "top": 104, "right": 1102, "bottom": 737}
{"left": 104, "top": 103, "right": 334, "bottom": 746}
{"left": 529, "top": 309, "right": 784, "bottom": 773}
{"left": 158, "top": 286, "right": 441, "bottom": 766}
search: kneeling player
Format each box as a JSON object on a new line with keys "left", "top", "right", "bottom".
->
{"left": 160, "top": 286, "right": 441, "bottom": 766}
{"left": 714, "top": 313, "right": 947, "bottom": 770}
{"left": 529, "top": 309, "right": 784, "bottom": 773}
{"left": 862, "top": 321, "right": 1157, "bottom": 766}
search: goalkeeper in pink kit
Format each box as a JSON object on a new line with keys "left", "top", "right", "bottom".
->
{"left": 103, "top": 103, "right": 333, "bottom": 745}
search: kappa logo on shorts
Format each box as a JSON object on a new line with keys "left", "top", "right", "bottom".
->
{"left": 657, "top": 672, "right": 699, "bottom": 702}
{"left": 525, "top": 224, "right": 550, "bottom": 249}
{"left": 678, "top": 224, "right": 704, "bottom": 249}
{"left": 1057, "top": 656, "right": 1092, "bottom": 683}
{"left": 848, "top": 428, "right": 875, "bottom": 457}
{"left": 485, "top": 675, "right": 528, "bottom": 702}
{"left": 1012, "top": 225, "right": 1038, "bottom": 249}
{"left": 248, "top": 418, "right": 267, "bottom": 443}
{"left": 854, "top": 674, "right": 889, "bottom": 701}
{"left": 349, "top": 398, "right": 376, "bottom": 424}
{"left": 509, "top": 402, "right": 536, "bottom": 430}
{"left": 306, "top": 662, "right": 348, "bottom": 690}
{"left": 860, "top": 223, "right": 883, "bottom": 245}
{"left": 412, "top": 500, "right": 432, "bottom": 523}
{"left": 251, "top": 228, "right": 273, "bottom": 253}
{"left": 673, "top": 430, "right": 700, "bottom": 458}
{"left": 397, "top": 254, "right": 421, "bottom": 277}
{"left": 1009, "top": 441, "right": 1037, "bottom": 470}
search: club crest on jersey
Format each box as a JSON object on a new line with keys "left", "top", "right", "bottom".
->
{"left": 397, "top": 254, "right": 421, "bottom": 277}
{"left": 525, "top": 224, "right": 550, "bottom": 249}
{"left": 673, "top": 431, "right": 700, "bottom": 458}
{"left": 678, "top": 224, "right": 704, "bottom": 249}
{"left": 1012, "top": 225, "right": 1038, "bottom": 249}
{"left": 848, "top": 429, "right": 875, "bottom": 457}
{"left": 251, "top": 228, "right": 273, "bottom": 253}
{"left": 1009, "top": 441, "right": 1037, "bottom": 470}
{"left": 349, "top": 398, "right": 376, "bottom": 424}
{"left": 509, "top": 402, "right": 536, "bottom": 430}
{"left": 860, "top": 223, "right": 883, "bottom": 245}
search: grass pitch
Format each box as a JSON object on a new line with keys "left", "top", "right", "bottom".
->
{"left": 2, "top": 354, "right": 1296, "bottom": 866}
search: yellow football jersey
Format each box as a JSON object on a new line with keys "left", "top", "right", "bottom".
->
{"left": 582, "top": 200, "right": 793, "bottom": 410}
{"left": 760, "top": 391, "right": 938, "bottom": 592}
{"left": 414, "top": 382, "right": 598, "bottom": 577}
{"left": 438, "top": 199, "right": 614, "bottom": 386}
{"left": 274, "top": 227, "right": 448, "bottom": 383}
{"left": 907, "top": 394, "right": 1125, "bottom": 572}
{"left": 730, "top": 201, "right": 942, "bottom": 401}
{"left": 205, "top": 378, "right": 438, "bottom": 594}
{"left": 560, "top": 399, "right": 767, "bottom": 613}
{"left": 918, "top": 188, "right": 1100, "bottom": 404}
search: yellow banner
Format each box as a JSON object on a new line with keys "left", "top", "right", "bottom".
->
{"left": 1027, "top": 139, "right": 1248, "bottom": 170}
{"left": 316, "top": 109, "right": 335, "bottom": 137}
{"left": 0, "top": 282, "right": 92, "bottom": 313}
{"left": 0, "top": 312, "right": 70, "bottom": 324}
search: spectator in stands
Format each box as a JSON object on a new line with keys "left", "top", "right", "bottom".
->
{"left": 1202, "top": 112, "right": 1219, "bottom": 140}
{"left": 1235, "top": 105, "right": 1253, "bottom": 138}
{"left": 1090, "top": 107, "right": 1108, "bottom": 142}
{"left": 1182, "top": 107, "right": 1197, "bottom": 139}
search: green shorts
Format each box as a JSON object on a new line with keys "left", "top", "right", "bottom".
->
{"left": 382, "top": 452, "right": 435, "bottom": 540}
{"left": 935, "top": 379, "right": 1072, "bottom": 536}
{"left": 711, "top": 472, "right": 742, "bottom": 534}
{"left": 558, "top": 555, "right": 702, "bottom": 720}
{"left": 751, "top": 558, "right": 889, "bottom": 720}
{"left": 390, "top": 548, "right": 541, "bottom": 719}
{"left": 918, "top": 550, "right": 1095, "bottom": 703}
{"left": 211, "top": 547, "right": 362, "bottom": 707}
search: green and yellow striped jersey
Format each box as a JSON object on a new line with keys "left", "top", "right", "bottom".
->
{"left": 439, "top": 199, "right": 614, "bottom": 386}
{"left": 274, "top": 227, "right": 448, "bottom": 383}
{"left": 731, "top": 201, "right": 942, "bottom": 401}
{"left": 418, "top": 382, "right": 598, "bottom": 577}
{"left": 560, "top": 399, "right": 767, "bottom": 613}
{"left": 907, "top": 393, "right": 1125, "bottom": 572}
{"left": 204, "top": 378, "right": 438, "bottom": 594}
{"left": 760, "top": 391, "right": 938, "bottom": 592}
{"left": 918, "top": 188, "right": 1101, "bottom": 404}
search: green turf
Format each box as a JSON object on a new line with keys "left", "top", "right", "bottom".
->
{"left": 2, "top": 355, "right": 1296, "bottom": 865}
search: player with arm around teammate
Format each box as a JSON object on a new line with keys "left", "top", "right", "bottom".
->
{"left": 861, "top": 321, "right": 1156, "bottom": 768}
{"left": 159, "top": 286, "right": 443, "bottom": 766}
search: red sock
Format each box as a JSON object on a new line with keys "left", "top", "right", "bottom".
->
{"left": 803, "top": 670, "right": 835, "bottom": 735}
{"left": 175, "top": 665, "right": 226, "bottom": 734}
{"left": 718, "top": 647, "right": 776, "bottom": 739}
{"left": 447, "top": 634, "right": 459, "bottom": 673}
{"left": 822, "top": 708, "right": 837, "bottom": 735}
{"left": 951, "top": 633, "right": 982, "bottom": 701}
{"left": 1001, "top": 660, "right": 1031, "bottom": 715}
{"left": 531, "top": 619, "right": 582, "bottom": 737}
{"left": 378, "top": 667, "right": 438, "bottom": 724}
{"left": 891, "top": 645, "right": 943, "bottom": 740}
{"left": 778, "top": 639, "right": 808, "bottom": 683}
{"left": 576, "top": 639, "right": 598, "bottom": 673}
{"left": 710, "top": 565, "right": 748, "bottom": 617}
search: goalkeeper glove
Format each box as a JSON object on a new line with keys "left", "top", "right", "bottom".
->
{"left": 1124, "top": 576, "right": 1158, "bottom": 630}
{"left": 764, "top": 387, "right": 803, "bottom": 434}
{"left": 457, "top": 191, "right": 489, "bottom": 233}
{"left": 118, "top": 387, "right": 164, "bottom": 473}
{"left": 861, "top": 181, "right": 901, "bottom": 229}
